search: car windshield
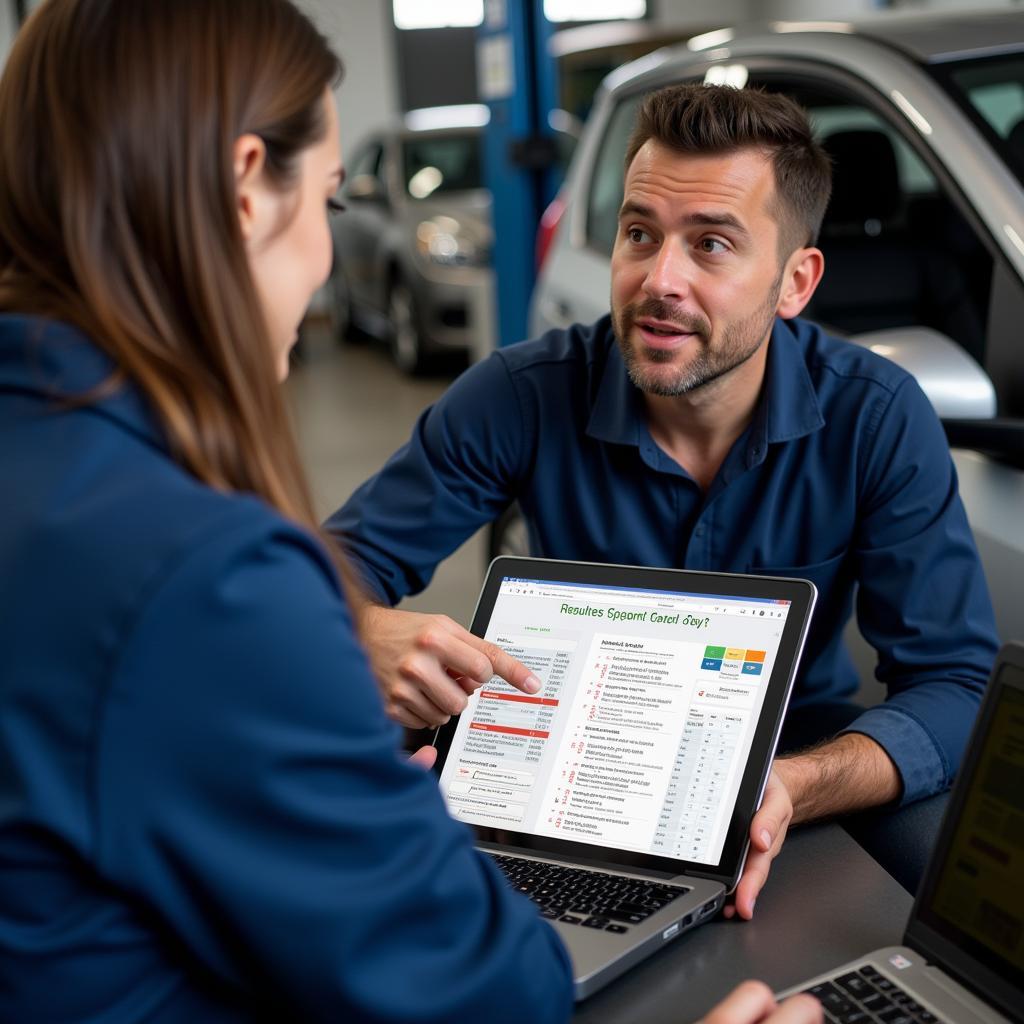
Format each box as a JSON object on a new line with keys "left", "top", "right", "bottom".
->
{"left": 936, "top": 52, "right": 1024, "bottom": 185}
{"left": 402, "top": 133, "right": 482, "bottom": 199}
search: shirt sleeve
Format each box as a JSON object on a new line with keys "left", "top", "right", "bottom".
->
{"left": 844, "top": 376, "right": 999, "bottom": 805}
{"left": 93, "top": 511, "right": 573, "bottom": 1023}
{"left": 324, "top": 351, "right": 532, "bottom": 604}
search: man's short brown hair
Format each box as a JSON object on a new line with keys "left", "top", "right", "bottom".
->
{"left": 624, "top": 83, "right": 832, "bottom": 257}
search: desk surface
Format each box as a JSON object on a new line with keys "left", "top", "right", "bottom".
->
{"left": 574, "top": 823, "right": 914, "bottom": 1022}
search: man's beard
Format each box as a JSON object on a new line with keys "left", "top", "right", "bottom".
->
{"left": 612, "top": 277, "right": 782, "bottom": 398}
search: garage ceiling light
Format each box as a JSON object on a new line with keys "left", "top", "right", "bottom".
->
{"left": 393, "top": 0, "right": 483, "bottom": 30}
{"left": 393, "top": 0, "right": 645, "bottom": 30}
{"left": 545, "top": 0, "right": 645, "bottom": 22}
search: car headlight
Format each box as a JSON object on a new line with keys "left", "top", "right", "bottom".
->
{"left": 415, "top": 216, "right": 487, "bottom": 267}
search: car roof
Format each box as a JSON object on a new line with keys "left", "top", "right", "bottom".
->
{"left": 686, "top": 10, "right": 1024, "bottom": 66}
{"left": 590, "top": 9, "right": 1024, "bottom": 98}
{"left": 552, "top": 9, "right": 1024, "bottom": 67}
{"left": 823, "top": 8, "right": 1024, "bottom": 63}
{"left": 592, "top": 11, "right": 1024, "bottom": 101}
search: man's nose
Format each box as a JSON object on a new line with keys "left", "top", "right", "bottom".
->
{"left": 642, "top": 239, "right": 690, "bottom": 302}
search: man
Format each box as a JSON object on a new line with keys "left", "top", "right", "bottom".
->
{"left": 328, "top": 84, "right": 998, "bottom": 910}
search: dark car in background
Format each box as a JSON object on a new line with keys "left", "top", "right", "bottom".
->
{"left": 524, "top": 11, "right": 1024, "bottom": 648}
{"left": 330, "top": 105, "right": 495, "bottom": 373}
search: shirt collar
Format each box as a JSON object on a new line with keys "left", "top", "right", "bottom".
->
{"left": 758, "top": 317, "right": 825, "bottom": 444}
{"left": 0, "top": 314, "right": 166, "bottom": 450}
{"left": 585, "top": 315, "right": 824, "bottom": 450}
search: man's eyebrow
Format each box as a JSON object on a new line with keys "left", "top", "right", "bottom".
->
{"left": 617, "top": 200, "right": 750, "bottom": 237}
{"left": 684, "top": 211, "right": 749, "bottom": 237}
{"left": 618, "top": 199, "right": 654, "bottom": 221}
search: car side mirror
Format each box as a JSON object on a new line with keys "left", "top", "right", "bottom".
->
{"left": 348, "top": 174, "right": 387, "bottom": 203}
{"left": 850, "top": 326, "right": 997, "bottom": 420}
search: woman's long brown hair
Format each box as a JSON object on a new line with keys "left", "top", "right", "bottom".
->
{"left": 0, "top": 0, "right": 342, "bottom": 539}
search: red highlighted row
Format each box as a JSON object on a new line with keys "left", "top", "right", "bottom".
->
{"left": 480, "top": 690, "right": 559, "bottom": 706}
{"left": 470, "top": 723, "right": 550, "bottom": 739}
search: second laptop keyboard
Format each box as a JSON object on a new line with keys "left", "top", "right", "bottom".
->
{"left": 492, "top": 853, "right": 690, "bottom": 934}
{"left": 805, "top": 965, "right": 945, "bottom": 1024}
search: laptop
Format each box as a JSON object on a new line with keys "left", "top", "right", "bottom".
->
{"left": 777, "top": 641, "right": 1024, "bottom": 1024}
{"left": 433, "top": 556, "right": 817, "bottom": 1000}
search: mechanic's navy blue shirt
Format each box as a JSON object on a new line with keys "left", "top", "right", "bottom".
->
{"left": 0, "top": 316, "right": 573, "bottom": 1022}
{"left": 330, "top": 315, "right": 999, "bottom": 805}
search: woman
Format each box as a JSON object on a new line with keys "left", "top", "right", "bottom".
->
{"left": 0, "top": 1, "right": 572, "bottom": 1020}
{"left": 0, "top": 3, "right": 822, "bottom": 1023}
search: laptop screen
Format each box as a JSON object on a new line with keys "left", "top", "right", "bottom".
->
{"left": 912, "top": 654, "right": 1024, "bottom": 1011}
{"left": 438, "top": 572, "right": 794, "bottom": 868}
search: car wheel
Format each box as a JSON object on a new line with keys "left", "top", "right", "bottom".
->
{"left": 388, "top": 278, "right": 426, "bottom": 375}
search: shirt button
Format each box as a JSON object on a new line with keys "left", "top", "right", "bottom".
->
{"left": 695, "top": 525, "right": 706, "bottom": 537}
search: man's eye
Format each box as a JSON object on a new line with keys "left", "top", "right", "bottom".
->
{"left": 699, "top": 237, "right": 727, "bottom": 254}
{"left": 328, "top": 198, "right": 346, "bottom": 215}
{"left": 626, "top": 227, "right": 651, "bottom": 244}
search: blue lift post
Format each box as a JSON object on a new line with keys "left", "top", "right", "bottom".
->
{"left": 477, "top": 0, "right": 561, "bottom": 349}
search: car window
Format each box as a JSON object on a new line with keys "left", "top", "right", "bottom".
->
{"left": 938, "top": 54, "right": 1024, "bottom": 185}
{"left": 758, "top": 76, "right": 994, "bottom": 364}
{"left": 585, "top": 93, "right": 643, "bottom": 255}
{"left": 401, "top": 133, "right": 481, "bottom": 198}
{"left": 807, "top": 105, "right": 936, "bottom": 195}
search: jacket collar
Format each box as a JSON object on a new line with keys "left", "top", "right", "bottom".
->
{"left": 0, "top": 314, "right": 166, "bottom": 450}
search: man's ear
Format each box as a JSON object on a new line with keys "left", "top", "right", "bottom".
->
{"left": 776, "top": 247, "right": 825, "bottom": 320}
{"left": 234, "top": 133, "right": 271, "bottom": 244}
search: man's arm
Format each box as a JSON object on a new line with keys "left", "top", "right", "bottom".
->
{"left": 844, "top": 376, "right": 997, "bottom": 803}
{"left": 329, "top": 351, "right": 537, "bottom": 723}
{"left": 729, "top": 734, "right": 901, "bottom": 919}
{"left": 731, "top": 374, "right": 997, "bottom": 919}
{"left": 779, "top": 732, "right": 901, "bottom": 821}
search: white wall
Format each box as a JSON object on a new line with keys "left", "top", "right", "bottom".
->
{"left": 0, "top": 2, "right": 401, "bottom": 156}
{"left": 294, "top": 0, "right": 401, "bottom": 156}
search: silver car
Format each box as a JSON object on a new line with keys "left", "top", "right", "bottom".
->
{"left": 330, "top": 105, "right": 494, "bottom": 373}
{"left": 527, "top": 11, "right": 1024, "bottom": 646}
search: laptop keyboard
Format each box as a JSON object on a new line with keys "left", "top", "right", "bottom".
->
{"left": 805, "top": 965, "right": 945, "bottom": 1024}
{"left": 491, "top": 853, "right": 690, "bottom": 935}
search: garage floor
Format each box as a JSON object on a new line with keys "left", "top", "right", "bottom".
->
{"left": 286, "top": 326, "right": 486, "bottom": 626}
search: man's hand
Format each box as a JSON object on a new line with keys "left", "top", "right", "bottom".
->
{"left": 727, "top": 733, "right": 902, "bottom": 919}
{"left": 702, "top": 981, "right": 822, "bottom": 1024}
{"left": 359, "top": 605, "right": 542, "bottom": 729}
{"left": 725, "top": 768, "right": 795, "bottom": 920}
